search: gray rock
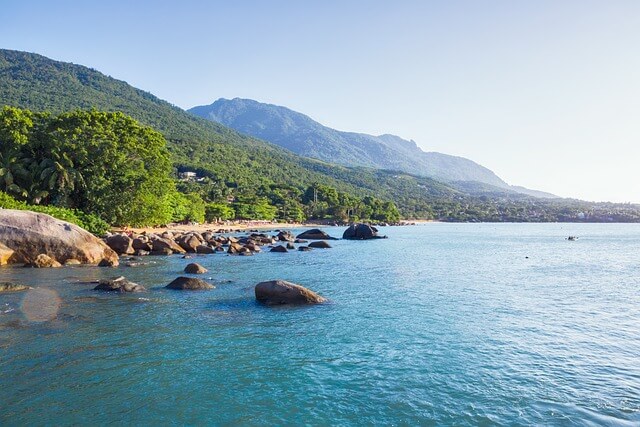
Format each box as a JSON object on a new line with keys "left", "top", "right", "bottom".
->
{"left": 308, "top": 241, "right": 332, "bottom": 249}
{"left": 270, "top": 245, "right": 288, "bottom": 253}
{"left": 166, "top": 276, "right": 215, "bottom": 290}
{"left": 255, "top": 280, "right": 326, "bottom": 305}
{"left": 94, "top": 276, "right": 146, "bottom": 293}
{"left": 184, "top": 263, "right": 208, "bottom": 274}
{"left": 296, "top": 229, "right": 337, "bottom": 240}
{"left": 342, "top": 223, "right": 386, "bottom": 240}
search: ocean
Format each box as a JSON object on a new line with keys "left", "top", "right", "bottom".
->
{"left": 1, "top": 223, "right": 639, "bottom": 425}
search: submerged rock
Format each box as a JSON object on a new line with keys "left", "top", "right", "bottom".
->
{"left": 298, "top": 246, "right": 313, "bottom": 252}
{"left": 308, "top": 241, "right": 332, "bottom": 249}
{"left": 166, "top": 276, "right": 215, "bottom": 290}
{"left": 296, "top": 229, "right": 337, "bottom": 240}
{"left": 0, "top": 282, "right": 31, "bottom": 292}
{"left": 0, "top": 209, "right": 118, "bottom": 266}
{"left": 255, "top": 280, "right": 326, "bottom": 305}
{"left": 94, "top": 276, "right": 146, "bottom": 293}
{"left": 342, "top": 223, "right": 386, "bottom": 240}
{"left": 184, "top": 263, "right": 208, "bottom": 274}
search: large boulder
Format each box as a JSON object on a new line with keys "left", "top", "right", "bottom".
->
{"left": 184, "top": 262, "right": 208, "bottom": 274}
{"left": 94, "top": 276, "right": 146, "bottom": 293}
{"left": 255, "top": 280, "right": 326, "bottom": 305}
{"left": 166, "top": 276, "right": 215, "bottom": 290}
{"left": 0, "top": 209, "right": 118, "bottom": 266}
{"left": 177, "top": 234, "right": 201, "bottom": 253}
{"left": 342, "top": 223, "right": 386, "bottom": 240}
{"left": 150, "top": 236, "right": 186, "bottom": 254}
{"left": 296, "top": 229, "right": 337, "bottom": 240}
{"left": 105, "top": 234, "right": 134, "bottom": 255}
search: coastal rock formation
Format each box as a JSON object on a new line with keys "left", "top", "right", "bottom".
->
{"left": 342, "top": 223, "right": 386, "bottom": 240}
{"left": 105, "top": 234, "right": 134, "bottom": 255}
{"left": 94, "top": 276, "right": 146, "bottom": 293}
{"left": 196, "top": 244, "right": 215, "bottom": 254}
{"left": 308, "top": 241, "right": 332, "bottom": 249}
{"left": 166, "top": 276, "right": 215, "bottom": 290}
{"left": 298, "top": 246, "right": 312, "bottom": 251}
{"left": 296, "top": 229, "right": 337, "bottom": 240}
{"left": 255, "top": 280, "right": 326, "bottom": 305}
{"left": 184, "top": 262, "right": 208, "bottom": 274}
{"left": 0, "top": 209, "right": 119, "bottom": 266}
{"left": 270, "top": 245, "right": 288, "bottom": 253}
{"left": 177, "top": 234, "right": 201, "bottom": 252}
{"left": 0, "top": 282, "right": 31, "bottom": 292}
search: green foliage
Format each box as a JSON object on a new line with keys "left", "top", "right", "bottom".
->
{"left": 205, "top": 202, "right": 235, "bottom": 222}
{"left": 0, "top": 191, "right": 109, "bottom": 235}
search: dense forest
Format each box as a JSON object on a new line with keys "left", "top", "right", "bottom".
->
{"left": 1, "top": 49, "right": 639, "bottom": 230}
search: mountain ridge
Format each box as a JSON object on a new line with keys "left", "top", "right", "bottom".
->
{"left": 189, "top": 97, "right": 555, "bottom": 198}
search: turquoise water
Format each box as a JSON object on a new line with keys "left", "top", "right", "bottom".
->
{"left": 1, "top": 223, "right": 639, "bottom": 426}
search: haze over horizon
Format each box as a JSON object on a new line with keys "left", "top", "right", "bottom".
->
{"left": 1, "top": 1, "right": 638, "bottom": 203}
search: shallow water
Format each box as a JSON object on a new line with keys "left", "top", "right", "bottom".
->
{"left": 1, "top": 223, "right": 639, "bottom": 426}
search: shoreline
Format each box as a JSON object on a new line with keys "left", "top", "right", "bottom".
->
{"left": 116, "top": 220, "right": 432, "bottom": 235}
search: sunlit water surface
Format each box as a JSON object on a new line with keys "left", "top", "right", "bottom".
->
{"left": 1, "top": 223, "right": 639, "bottom": 425}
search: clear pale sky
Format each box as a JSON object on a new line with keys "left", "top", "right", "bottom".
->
{"left": 2, "top": 1, "right": 639, "bottom": 202}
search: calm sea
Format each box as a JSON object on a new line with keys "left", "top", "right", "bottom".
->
{"left": 1, "top": 223, "right": 639, "bottom": 426}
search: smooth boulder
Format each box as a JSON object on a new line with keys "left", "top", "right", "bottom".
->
{"left": 296, "top": 229, "right": 337, "bottom": 240}
{"left": 0, "top": 243, "right": 15, "bottom": 265}
{"left": 342, "top": 223, "right": 386, "bottom": 240}
{"left": 105, "top": 234, "right": 134, "bottom": 255}
{"left": 184, "top": 263, "right": 208, "bottom": 274}
{"left": 270, "top": 245, "right": 288, "bottom": 253}
{"left": 0, "top": 209, "right": 118, "bottom": 266}
{"left": 166, "top": 276, "right": 215, "bottom": 290}
{"left": 255, "top": 280, "right": 326, "bottom": 305}
{"left": 94, "top": 276, "right": 146, "bottom": 293}
{"left": 24, "top": 254, "right": 62, "bottom": 268}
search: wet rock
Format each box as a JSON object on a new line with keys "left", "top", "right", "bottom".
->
{"left": 64, "top": 259, "right": 82, "bottom": 265}
{"left": 298, "top": 246, "right": 313, "bottom": 252}
{"left": 255, "top": 280, "right": 326, "bottom": 305}
{"left": 296, "top": 229, "right": 337, "bottom": 240}
{"left": 342, "top": 223, "right": 386, "bottom": 240}
{"left": 94, "top": 276, "right": 146, "bottom": 293}
{"left": 150, "top": 236, "right": 186, "bottom": 254}
{"left": 276, "top": 231, "right": 295, "bottom": 242}
{"left": 0, "top": 282, "right": 30, "bottom": 292}
{"left": 98, "top": 257, "right": 119, "bottom": 267}
{"left": 184, "top": 263, "right": 208, "bottom": 274}
{"left": 166, "top": 276, "right": 215, "bottom": 290}
{"left": 270, "top": 245, "right": 288, "bottom": 253}
{"left": 151, "top": 248, "right": 173, "bottom": 256}
{"left": 286, "top": 242, "right": 295, "bottom": 250}
{"left": 196, "top": 245, "right": 215, "bottom": 254}
{"left": 308, "top": 241, "right": 332, "bottom": 249}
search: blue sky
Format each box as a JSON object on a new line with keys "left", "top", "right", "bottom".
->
{"left": 2, "top": 0, "right": 639, "bottom": 202}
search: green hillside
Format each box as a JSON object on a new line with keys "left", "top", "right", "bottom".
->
{"left": 1, "top": 48, "right": 638, "bottom": 222}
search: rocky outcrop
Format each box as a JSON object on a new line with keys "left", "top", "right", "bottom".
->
{"left": 184, "top": 262, "right": 208, "bottom": 274}
{"left": 149, "top": 235, "right": 186, "bottom": 254}
{"left": 308, "top": 241, "right": 332, "bottom": 249}
{"left": 0, "top": 209, "right": 118, "bottom": 266}
{"left": 166, "top": 276, "right": 215, "bottom": 290}
{"left": 342, "top": 223, "right": 386, "bottom": 240}
{"left": 296, "top": 229, "right": 337, "bottom": 240}
{"left": 94, "top": 276, "right": 146, "bottom": 292}
{"left": 276, "top": 231, "right": 295, "bottom": 242}
{"left": 255, "top": 280, "right": 326, "bottom": 305}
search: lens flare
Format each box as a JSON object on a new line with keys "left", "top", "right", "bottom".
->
{"left": 21, "top": 288, "right": 61, "bottom": 322}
